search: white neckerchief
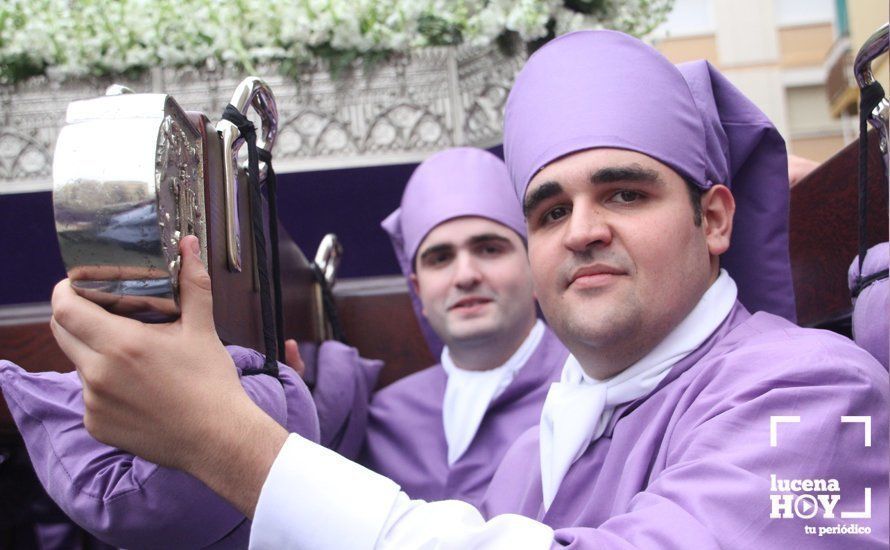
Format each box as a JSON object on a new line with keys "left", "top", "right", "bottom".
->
{"left": 442, "top": 320, "right": 546, "bottom": 466}
{"left": 539, "top": 270, "right": 738, "bottom": 510}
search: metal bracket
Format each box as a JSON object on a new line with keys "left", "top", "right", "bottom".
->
{"left": 314, "top": 233, "right": 343, "bottom": 288}
{"left": 854, "top": 23, "right": 889, "bottom": 172}
{"left": 214, "top": 77, "right": 279, "bottom": 272}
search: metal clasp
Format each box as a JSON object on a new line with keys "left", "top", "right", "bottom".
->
{"left": 314, "top": 234, "right": 343, "bottom": 288}
{"left": 215, "top": 77, "right": 279, "bottom": 271}
{"left": 854, "top": 23, "right": 889, "bottom": 171}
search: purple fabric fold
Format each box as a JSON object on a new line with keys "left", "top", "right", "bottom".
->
{"left": 0, "top": 345, "right": 319, "bottom": 549}
{"left": 848, "top": 242, "right": 889, "bottom": 370}
{"left": 302, "top": 340, "right": 384, "bottom": 460}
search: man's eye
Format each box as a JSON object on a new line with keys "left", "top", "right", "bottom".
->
{"left": 612, "top": 190, "right": 642, "bottom": 203}
{"left": 423, "top": 252, "right": 452, "bottom": 267}
{"left": 478, "top": 244, "right": 504, "bottom": 256}
{"left": 542, "top": 206, "right": 568, "bottom": 224}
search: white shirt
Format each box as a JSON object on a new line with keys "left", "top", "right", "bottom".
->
{"left": 249, "top": 273, "right": 738, "bottom": 549}
{"left": 442, "top": 320, "right": 545, "bottom": 465}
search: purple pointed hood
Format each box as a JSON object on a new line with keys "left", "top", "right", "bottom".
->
{"left": 381, "top": 147, "right": 527, "bottom": 354}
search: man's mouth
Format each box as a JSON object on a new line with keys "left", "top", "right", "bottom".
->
{"left": 567, "top": 264, "right": 626, "bottom": 289}
{"left": 449, "top": 296, "right": 494, "bottom": 311}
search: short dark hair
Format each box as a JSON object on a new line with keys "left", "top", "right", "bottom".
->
{"left": 684, "top": 177, "right": 704, "bottom": 226}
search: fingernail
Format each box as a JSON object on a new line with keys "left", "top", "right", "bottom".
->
{"left": 190, "top": 237, "right": 200, "bottom": 256}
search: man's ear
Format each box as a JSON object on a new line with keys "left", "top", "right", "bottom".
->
{"left": 408, "top": 273, "right": 426, "bottom": 316}
{"left": 701, "top": 184, "right": 734, "bottom": 256}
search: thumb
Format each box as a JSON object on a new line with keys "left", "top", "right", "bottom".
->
{"left": 178, "top": 235, "right": 216, "bottom": 333}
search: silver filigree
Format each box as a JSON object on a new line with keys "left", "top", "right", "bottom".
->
{"left": 3, "top": 44, "right": 526, "bottom": 191}
{"left": 156, "top": 114, "right": 206, "bottom": 295}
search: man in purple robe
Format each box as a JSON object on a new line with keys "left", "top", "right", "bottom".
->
{"left": 266, "top": 147, "right": 566, "bottom": 507}
{"left": 47, "top": 29, "right": 888, "bottom": 549}
{"left": 357, "top": 147, "right": 567, "bottom": 505}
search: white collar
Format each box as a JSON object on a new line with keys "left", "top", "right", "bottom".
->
{"left": 441, "top": 320, "right": 545, "bottom": 466}
{"left": 540, "top": 270, "right": 738, "bottom": 510}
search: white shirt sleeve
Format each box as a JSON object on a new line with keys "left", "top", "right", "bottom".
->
{"left": 249, "top": 434, "right": 554, "bottom": 550}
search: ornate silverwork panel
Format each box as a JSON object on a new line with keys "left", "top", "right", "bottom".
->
{"left": 2, "top": 45, "right": 526, "bottom": 192}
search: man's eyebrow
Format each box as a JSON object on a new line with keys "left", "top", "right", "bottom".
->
{"left": 523, "top": 181, "right": 563, "bottom": 219}
{"left": 467, "top": 233, "right": 513, "bottom": 247}
{"left": 590, "top": 164, "right": 664, "bottom": 186}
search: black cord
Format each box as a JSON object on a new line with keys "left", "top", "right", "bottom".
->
{"left": 311, "top": 263, "right": 348, "bottom": 344}
{"left": 851, "top": 268, "right": 889, "bottom": 298}
{"left": 258, "top": 147, "right": 286, "bottom": 364}
{"left": 221, "top": 104, "right": 279, "bottom": 378}
{"left": 856, "top": 81, "right": 885, "bottom": 282}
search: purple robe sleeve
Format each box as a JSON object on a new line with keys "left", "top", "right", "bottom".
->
{"left": 549, "top": 340, "right": 888, "bottom": 549}
{"left": 848, "top": 242, "right": 889, "bottom": 370}
{"left": 0, "top": 345, "right": 319, "bottom": 549}
{"left": 303, "top": 340, "right": 383, "bottom": 459}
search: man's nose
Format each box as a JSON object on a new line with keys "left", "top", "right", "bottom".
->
{"left": 453, "top": 252, "right": 482, "bottom": 290}
{"left": 562, "top": 204, "right": 612, "bottom": 253}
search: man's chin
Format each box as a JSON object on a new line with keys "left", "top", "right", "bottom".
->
{"left": 551, "top": 306, "right": 639, "bottom": 351}
{"left": 445, "top": 318, "right": 502, "bottom": 345}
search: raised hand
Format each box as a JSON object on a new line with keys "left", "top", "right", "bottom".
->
{"left": 50, "top": 235, "right": 287, "bottom": 517}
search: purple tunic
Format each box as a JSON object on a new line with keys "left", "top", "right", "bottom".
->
{"left": 482, "top": 302, "right": 889, "bottom": 548}
{"left": 360, "top": 325, "right": 567, "bottom": 506}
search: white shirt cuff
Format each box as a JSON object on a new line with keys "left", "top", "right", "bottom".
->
{"left": 249, "top": 433, "right": 554, "bottom": 550}
{"left": 249, "top": 433, "right": 401, "bottom": 549}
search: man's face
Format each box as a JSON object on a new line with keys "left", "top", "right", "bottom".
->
{"left": 523, "top": 148, "right": 715, "bottom": 377}
{"left": 412, "top": 217, "right": 536, "bottom": 349}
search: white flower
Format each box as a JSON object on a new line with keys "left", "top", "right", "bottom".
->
{"left": 0, "top": 0, "right": 673, "bottom": 84}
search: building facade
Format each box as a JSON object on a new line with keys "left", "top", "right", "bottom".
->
{"left": 652, "top": 0, "right": 887, "bottom": 163}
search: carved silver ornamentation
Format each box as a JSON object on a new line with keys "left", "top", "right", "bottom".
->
{"left": 156, "top": 113, "right": 206, "bottom": 294}
{"left": 3, "top": 44, "right": 526, "bottom": 192}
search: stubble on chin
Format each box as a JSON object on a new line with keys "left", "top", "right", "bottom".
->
{"left": 550, "top": 289, "right": 649, "bottom": 373}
